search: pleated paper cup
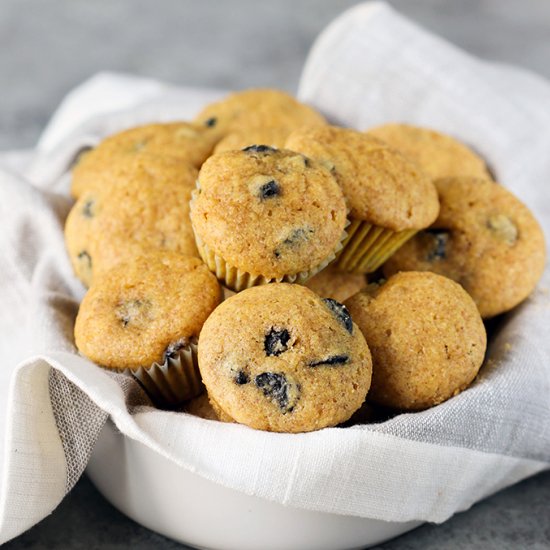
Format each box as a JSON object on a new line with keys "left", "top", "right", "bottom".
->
{"left": 191, "top": 191, "right": 349, "bottom": 292}
{"left": 122, "top": 341, "right": 202, "bottom": 408}
{"left": 334, "top": 219, "right": 417, "bottom": 274}
{"left": 194, "top": 231, "right": 347, "bottom": 292}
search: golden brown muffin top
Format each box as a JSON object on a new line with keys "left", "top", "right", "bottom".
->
{"left": 214, "top": 126, "right": 291, "bottom": 154}
{"left": 368, "top": 123, "right": 491, "bottom": 180}
{"left": 65, "top": 155, "right": 199, "bottom": 287}
{"left": 194, "top": 88, "right": 325, "bottom": 138}
{"left": 345, "top": 271, "right": 486, "bottom": 410}
{"left": 190, "top": 146, "right": 348, "bottom": 279}
{"left": 304, "top": 264, "right": 366, "bottom": 302}
{"left": 71, "top": 122, "right": 217, "bottom": 198}
{"left": 198, "top": 283, "right": 372, "bottom": 433}
{"left": 383, "top": 177, "right": 546, "bottom": 318}
{"left": 285, "top": 125, "right": 440, "bottom": 231}
{"left": 74, "top": 252, "right": 221, "bottom": 370}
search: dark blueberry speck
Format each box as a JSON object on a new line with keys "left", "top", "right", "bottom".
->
{"left": 322, "top": 298, "right": 353, "bottom": 334}
{"left": 274, "top": 227, "right": 314, "bottom": 259}
{"left": 77, "top": 250, "right": 92, "bottom": 268}
{"left": 254, "top": 372, "right": 295, "bottom": 413}
{"left": 264, "top": 327, "right": 291, "bottom": 356}
{"left": 426, "top": 230, "right": 449, "bottom": 261}
{"left": 282, "top": 227, "right": 314, "bottom": 247}
{"left": 259, "top": 180, "right": 280, "bottom": 200}
{"left": 121, "top": 300, "right": 140, "bottom": 326}
{"left": 205, "top": 117, "right": 217, "bottom": 128}
{"left": 82, "top": 199, "right": 95, "bottom": 218}
{"left": 163, "top": 339, "right": 186, "bottom": 362}
{"left": 235, "top": 371, "right": 250, "bottom": 385}
{"left": 115, "top": 299, "right": 150, "bottom": 328}
{"left": 242, "top": 144, "right": 277, "bottom": 154}
{"left": 308, "top": 354, "right": 349, "bottom": 368}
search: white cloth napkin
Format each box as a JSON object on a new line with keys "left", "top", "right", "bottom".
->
{"left": 1, "top": 2, "right": 549, "bottom": 544}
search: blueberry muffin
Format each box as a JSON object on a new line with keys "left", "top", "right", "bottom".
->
{"left": 305, "top": 264, "right": 366, "bottom": 302}
{"left": 74, "top": 252, "right": 222, "bottom": 405}
{"left": 198, "top": 283, "right": 372, "bottom": 432}
{"left": 194, "top": 88, "right": 325, "bottom": 138}
{"left": 71, "top": 122, "right": 217, "bottom": 198}
{"left": 214, "top": 126, "right": 291, "bottom": 154}
{"left": 190, "top": 146, "right": 348, "bottom": 291}
{"left": 345, "top": 271, "right": 486, "bottom": 410}
{"left": 368, "top": 123, "right": 492, "bottom": 180}
{"left": 285, "top": 125, "right": 439, "bottom": 273}
{"left": 383, "top": 177, "right": 546, "bottom": 317}
{"left": 65, "top": 155, "right": 199, "bottom": 287}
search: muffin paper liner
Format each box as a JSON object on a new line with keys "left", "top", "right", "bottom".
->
{"left": 119, "top": 342, "right": 202, "bottom": 407}
{"left": 191, "top": 189, "right": 349, "bottom": 292}
{"left": 335, "top": 219, "right": 417, "bottom": 274}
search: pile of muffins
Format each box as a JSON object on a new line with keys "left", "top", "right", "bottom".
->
{"left": 66, "top": 88, "right": 546, "bottom": 433}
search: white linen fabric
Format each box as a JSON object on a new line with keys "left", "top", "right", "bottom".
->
{"left": 1, "top": 2, "right": 549, "bottom": 544}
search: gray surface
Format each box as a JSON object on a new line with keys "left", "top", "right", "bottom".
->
{"left": 2, "top": 0, "right": 550, "bottom": 548}
{"left": 3, "top": 470, "right": 550, "bottom": 550}
{"left": 2, "top": 0, "right": 550, "bottom": 150}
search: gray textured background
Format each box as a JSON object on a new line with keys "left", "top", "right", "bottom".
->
{"left": 2, "top": 0, "right": 550, "bottom": 150}
{"left": 2, "top": 0, "right": 550, "bottom": 548}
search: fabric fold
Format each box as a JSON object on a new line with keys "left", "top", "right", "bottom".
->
{"left": 1, "top": 1, "right": 549, "bottom": 544}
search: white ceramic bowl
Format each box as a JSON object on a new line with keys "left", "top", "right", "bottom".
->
{"left": 87, "top": 421, "right": 421, "bottom": 550}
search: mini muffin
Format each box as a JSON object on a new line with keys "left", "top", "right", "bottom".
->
{"left": 383, "top": 177, "right": 546, "bottom": 318}
{"left": 71, "top": 122, "right": 217, "bottom": 198}
{"left": 206, "top": 395, "right": 235, "bottom": 423}
{"left": 198, "top": 283, "right": 372, "bottom": 433}
{"left": 214, "top": 126, "right": 291, "bottom": 154}
{"left": 190, "top": 146, "right": 348, "bottom": 291}
{"left": 65, "top": 155, "right": 199, "bottom": 287}
{"left": 368, "top": 123, "right": 492, "bottom": 180}
{"left": 75, "top": 252, "right": 222, "bottom": 405}
{"left": 345, "top": 272, "right": 486, "bottom": 410}
{"left": 305, "top": 264, "right": 367, "bottom": 302}
{"left": 185, "top": 393, "right": 223, "bottom": 421}
{"left": 286, "top": 125, "right": 439, "bottom": 273}
{"left": 194, "top": 88, "right": 325, "bottom": 137}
